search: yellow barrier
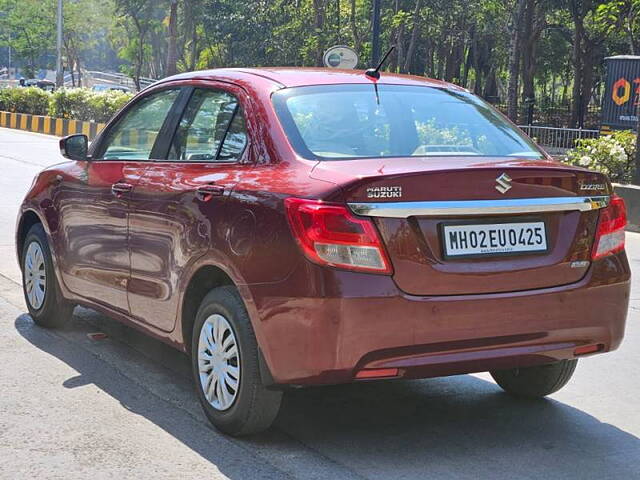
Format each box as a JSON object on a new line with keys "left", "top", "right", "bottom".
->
{"left": 0, "top": 111, "right": 105, "bottom": 140}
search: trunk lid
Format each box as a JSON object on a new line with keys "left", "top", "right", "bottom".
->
{"left": 312, "top": 156, "right": 610, "bottom": 295}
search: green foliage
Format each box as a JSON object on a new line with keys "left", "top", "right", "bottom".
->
{"left": 0, "top": 0, "right": 638, "bottom": 131}
{"left": 567, "top": 131, "right": 637, "bottom": 183}
{"left": 48, "top": 88, "right": 132, "bottom": 122}
{"left": 89, "top": 90, "right": 133, "bottom": 123}
{"left": 49, "top": 89, "right": 95, "bottom": 120}
{"left": 0, "top": 87, "right": 50, "bottom": 115}
{"left": 0, "top": 0, "right": 55, "bottom": 70}
{"left": 595, "top": 0, "right": 640, "bottom": 52}
{"left": 0, "top": 87, "right": 132, "bottom": 123}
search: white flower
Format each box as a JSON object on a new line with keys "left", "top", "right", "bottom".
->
{"left": 609, "top": 144, "right": 626, "bottom": 163}
{"left": 578, "top": 155, "right": 591, "bottom": 166}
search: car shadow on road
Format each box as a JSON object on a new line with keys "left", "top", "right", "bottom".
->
{"left": 15, "top": 309, "right": 640, "bottom": 479}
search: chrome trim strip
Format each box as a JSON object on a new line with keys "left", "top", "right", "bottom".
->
{"left": 348, "top": 196, "right": 610, "bottom": 218}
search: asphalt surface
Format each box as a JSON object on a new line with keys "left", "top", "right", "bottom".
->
{"left": 1, "top": 126, "right": 639, "bottom": 479}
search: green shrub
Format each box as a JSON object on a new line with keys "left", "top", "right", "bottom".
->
{"left": 48, "top": 88, "right": 93, "bottom": 120}
{"left": 48, "top": 88, "right": 132, "bottom": 122}
{"left": 0, "top": 87, "right": 51, "bottom": 115}
{"left": 566, "top": 130, "right": 637, "bottom": 184}
{"left": 88, "top": 90, "right": 132, "bottom": 123}
{"left": 0, "top": 86, "right": 132, "bottom": 122}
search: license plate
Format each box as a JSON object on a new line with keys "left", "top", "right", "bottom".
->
{"left": 442, "top": 221, "right": 547, "bottom": 258}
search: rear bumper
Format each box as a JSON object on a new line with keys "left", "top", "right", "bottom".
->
{"left": 243, "top": 251, "right": 630, "bottom": 385}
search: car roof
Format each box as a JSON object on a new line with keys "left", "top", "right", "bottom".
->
{"left": 157, "top": 67, "right": 461, "bottom": 90}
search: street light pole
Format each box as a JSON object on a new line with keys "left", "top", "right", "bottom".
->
{"left": 371, "top": 0, "right": 381, "bottom": 65}
{"left": 55, "top": 0, "right": 63, "bottom": 88}
{"left": 635, "top": 98, "right": 640, "bottom": 185}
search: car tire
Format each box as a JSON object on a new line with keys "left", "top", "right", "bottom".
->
{"left": 191, "top": 286, "right": 282, "bottom": 436}
{"left": 490, "top": 359, "right": 578, "bottom": 398}
{"left": 21, "top": 223, "right": 74, "bottom": 328}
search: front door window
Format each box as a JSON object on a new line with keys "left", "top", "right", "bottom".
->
{"left": 98, "top": 89, "right": 180, "bottom": 160}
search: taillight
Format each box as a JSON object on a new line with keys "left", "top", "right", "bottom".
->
{"left": 285, "top": 198, "right": 393, "bottom": 274}
{"left": 592, "top": 194, "right": 626, "bottom": 260}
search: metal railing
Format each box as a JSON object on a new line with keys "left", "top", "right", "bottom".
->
{"left": 518, "top": 125, "right": 599, "bottom": 154}
{"left": 88, "top": 71, "right": 156, "bottom": 91}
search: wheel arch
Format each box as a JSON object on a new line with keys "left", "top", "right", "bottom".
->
{"left": 179, "top": 263, "right": 277, "bottom": 387}
{"left": 180, "top": 264, "right": 236, "bottom": 354}
{"left": 16, "top": 209, "right": 46, "bottom": 267}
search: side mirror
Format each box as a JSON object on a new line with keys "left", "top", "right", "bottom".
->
{"left": 59, "top": 134, "right": 88, "bottom": 161}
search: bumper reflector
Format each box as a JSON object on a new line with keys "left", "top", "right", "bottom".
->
{"left": 574, "top": 344, "right": 603, "bottom": 356}
{"left": 355, "top": 368, "right": 399, "bottom": 379}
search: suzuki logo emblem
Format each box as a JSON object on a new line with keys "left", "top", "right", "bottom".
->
{"left": 495, "top": 173, "right": 513, "bottom": 194}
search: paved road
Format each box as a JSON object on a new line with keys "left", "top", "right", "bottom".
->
{"left": 1, "top": 127, "right": 639, "bottom": 479}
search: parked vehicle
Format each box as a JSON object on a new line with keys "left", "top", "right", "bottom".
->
{"left": 16, "top": 68, "right": 630, "bottom": 436}
{"left": 23, "top": 79, "right": 55, "bottom": 91}
{"left": 92, "top": 83, "right": 131, "bottom": 93}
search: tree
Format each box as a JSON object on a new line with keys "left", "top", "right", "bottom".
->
{"left": 1, "top": 0, "right": 639, "bottom": 136}
{"left": 596, "top": 0, "right": 640, "bottom": 54}
{"left": 567, "top": 0, "right": 608, "bottom": 127}
{"left": 61, "top": 0, "right": 113, "bottom": 86}
{"left": 114, "top": 0, "right": 158, "bottom": 90}
{"left": 507, "top": 0, "right": 527, "bottom": 121}
{"left": 0, "top": 0, "right": 55, "bottom": 77}
{"left": 166, "top": 0, "right": 178, "bottom": 76}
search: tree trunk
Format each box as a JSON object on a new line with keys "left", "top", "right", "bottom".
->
{"left": 483, "top": 65, "right": 497, "bottom": 100}
{"left": 521, "top": 0, "right": 535, "bottom": 104}
{"left": 580, "top": 51, "right": 596, "bottom": 127}
{"left": 507, "top": 0, "right": 527, "bottom": 121}
{"left": 568, "top": 0, "right": 602, "bottom": 128}
{"left": 76, "top": 56, "right": 82, "bottom": 87}
{"left": 166, "top": 0, "right": 178, "bottom": 77}
{"left": 444, "top": 39, "right": 463, "bottom": 83}
{"left": 570, "top": 2, "right": 584, "bottom": 128}
{"left": 396, "top": 23, "right": 405, "bottom": 73}
{"left": 403, "top": 0, "right": 421, "bottom": 73}
{"left": 349, "top": 0, "right": 362, "bottom": 55}
{"left": 625, "top": 6, "right": 639, "bottom": 55}
{"left": 313, "top": 0, "right": 326, "bottom": 67}
{"left": 461, "top": 36, "right": 472, "bottom": 89}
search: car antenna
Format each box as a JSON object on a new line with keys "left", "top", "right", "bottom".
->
{"left": 365, "top": 46, "right": 394, "bottom": 80}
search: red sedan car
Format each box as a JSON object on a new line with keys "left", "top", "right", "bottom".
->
{"left": 17, "top": 68, "right": 630, "bottom": 436}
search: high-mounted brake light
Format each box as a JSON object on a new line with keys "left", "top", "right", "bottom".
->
{"left": 285, "top": 198, "right": 393, "bottom": 274}
{"left": 592, "top": 194, "right": 626, "bottom": 260}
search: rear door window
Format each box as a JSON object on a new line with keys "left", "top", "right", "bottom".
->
{"left": 168, "top": 89, "right": 248, "bottom": 162}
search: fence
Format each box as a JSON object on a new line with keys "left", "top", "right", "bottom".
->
{"left": 518, "top": 125, "right": 599, "bottom": 155}
{"left": 494, "top": 103, "right": 601, "bottom": 129}
{"left": 88, "top": 71, "right": 155, "bottom": 91}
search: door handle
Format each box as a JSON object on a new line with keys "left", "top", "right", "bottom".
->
{"left": 112, "top": 182, "right": 133, "bottom": 197}
{"left": 196, "top": 184, "right": 225, "bottom": 202}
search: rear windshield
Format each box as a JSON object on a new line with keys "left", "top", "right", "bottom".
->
{"left": 272, "top": 84, "right": 544, "bottom": 160}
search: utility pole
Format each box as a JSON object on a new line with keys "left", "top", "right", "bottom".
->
{"left": 635, "top": 99, "right": 640, "bottom": 185}
{"left": 55, "top": 0, "right": 63, "bottom": 88}
{"left": 371, "top": 0, "right": 381, "bottom": 65}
